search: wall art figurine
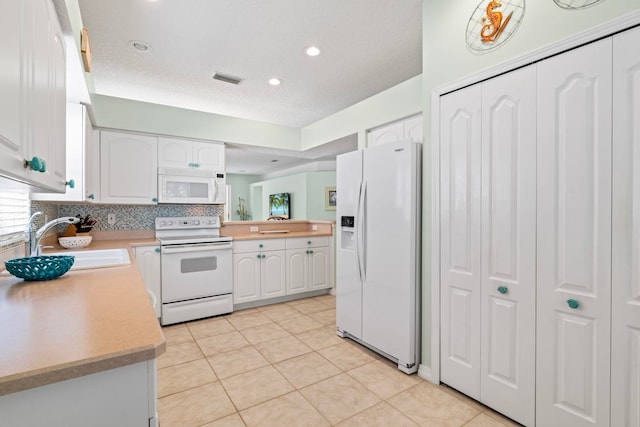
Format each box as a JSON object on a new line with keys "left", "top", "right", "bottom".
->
{"left": 466, "top": 0, "right": 526, "bottom": 54}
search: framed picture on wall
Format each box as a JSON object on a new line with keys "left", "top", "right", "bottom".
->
{"left": 325, "top": 186, "right": 336, "bottom": 211}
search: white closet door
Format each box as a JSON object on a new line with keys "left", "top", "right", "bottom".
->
{"left": 612, "top": 26, "right": 640, "bottom": 427}
{"left": 440, "top": 84, "right": 482, "bottom": 400}
{"left": 536, "top": 38, "right": 612, "bottom": 427}
{"left": 480, "top": 65, "right": 536, "bottom": 427}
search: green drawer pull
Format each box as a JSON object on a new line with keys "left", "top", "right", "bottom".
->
{"left": 25, "top": 156, "right": 46, "bottom": 172}
{"left": 259, "top": 244, "right": 264, "bottom": 248}
{"left": 308, "top": 241, "right": 312, "bottom": 245}
{"left": 309, "top": 250, "right": 314, "bottom": 254}
{"left": 154, "top": 248, "right": 160, "bottom": 253}
{"left": 567, "top": 299, "right": 580, "bottom": 309}
{"left": 497, "top": 286, "right": 508, "bottom": 294}
{"left": 152, "top": 197, "right": 158, "bottom": 202}
{"left": 88, "top": 193, "right": 95, "bottom": 200}
{"left": 66, "top": 179, "right": 75, "bottom": 188}
{"left": 256, "top": 254, "right": 261, "bottom": 259}
{"left": 188, "top": 162, "right": 194, "bottom": 167}
{"left": 261, "top": 254, "right": 266, "bottom": 259}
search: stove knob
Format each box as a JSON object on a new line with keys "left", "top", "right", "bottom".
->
{"left": 194, "top": 220, "right": 200, "bottom": 226}
{"left": 167, "top": 220, "right": 173, "bottom": 226}
{"left": 160, "top": 220, "right": 166, "bottom": 227}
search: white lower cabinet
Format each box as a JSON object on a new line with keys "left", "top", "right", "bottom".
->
{"left": 233, "top": 239, "right": 286, "bottom": 304}
{"left": 134, "top": 245, "right": 161, "bottom": 318}
{"left": 233, "top": 237, "right": 331, "bottom": 305}
{"left": 285, "top": 237, "right": 331, "bottom": 295}
{"left": 0, "top": 360, "right": 157, "bottom": 427}
{"left": 438, "top": 25, "right": 640, "bottom": 427}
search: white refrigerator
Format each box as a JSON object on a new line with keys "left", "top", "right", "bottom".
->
{"left": 336, "top": 140, "right": 421, "bottom": 374}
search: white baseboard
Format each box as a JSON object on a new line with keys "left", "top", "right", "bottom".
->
{"left": 418, "top": 364, "right": 438, "bottom": 384}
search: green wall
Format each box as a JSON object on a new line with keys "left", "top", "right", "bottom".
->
{"left": 419, "top": 0, "right": 640, "bottom": 370}
{"left": 226, "top": 174, "right": 259, "bottom": 221}
{"left": 249, "top": 171, "right": 336, "bottom": 221}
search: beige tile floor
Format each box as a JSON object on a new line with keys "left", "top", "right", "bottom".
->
{"left": 157, "top": 294, "right": 522, "bottom": 427}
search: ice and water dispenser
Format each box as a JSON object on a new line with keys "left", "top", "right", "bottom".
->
{"left": 340, "top": 216, "right": 356, "bottom": 250}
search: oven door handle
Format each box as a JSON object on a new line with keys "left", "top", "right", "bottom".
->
{"left": 161, "top": 242, "right": 233, "bottom": 253}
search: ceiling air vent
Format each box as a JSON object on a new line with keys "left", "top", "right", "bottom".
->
{"left": 212, "top": 72, "right": 242, "bottom": 85}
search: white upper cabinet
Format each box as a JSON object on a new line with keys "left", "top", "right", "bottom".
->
{"left": 100, "top": 131, "right": 158, "bottom": 204}
{"left": 368, "top": 114, "right": 423, "bottom": 147}
{"left": 32, "top": 103, "right": 98, "bottom": 202}
{"left": 0, "top": 0, "right": 66, "bottom": 192}
{"left": 0, "top": 0, "right": 26, "bottom": 180}
{"left": 158, "top": 137, "right": 225, "bottom": 171}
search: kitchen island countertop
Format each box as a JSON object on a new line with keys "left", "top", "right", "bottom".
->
{"left": 0, "top": 238, "right": 165, "bottom": 396}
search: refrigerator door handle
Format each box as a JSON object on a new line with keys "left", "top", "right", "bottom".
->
{"left": 358, "top": 181, "right": 367, "bottom": 283}
{"left": 355, "top": 180, "right": 364, "bottom": 283}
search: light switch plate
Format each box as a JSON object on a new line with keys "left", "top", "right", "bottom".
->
{"left": 250, "top": 226, "right": 259, "bottom": 232}
{"left": 312, "top": 225, "right": 318, "bottom": 231}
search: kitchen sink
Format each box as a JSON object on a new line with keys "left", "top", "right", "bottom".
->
{"left": 47, "top": 248, "right": 131, "bottom": 270}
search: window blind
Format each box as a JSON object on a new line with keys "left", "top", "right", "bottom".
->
{"left": 0, "top": 190, "right": 30, "bottom": 245}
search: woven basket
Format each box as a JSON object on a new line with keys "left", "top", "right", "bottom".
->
{"left": 5, "top": 256, "right": 75, "bottom": 281}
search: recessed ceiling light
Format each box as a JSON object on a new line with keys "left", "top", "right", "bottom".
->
{"left": 128, "top": 40, "right": 152, "bottom": 52}
{"left": 305, "top": 46, "right": 321, "bottom": 56}
{"left": 269, "top": 78, "right": 281, "bottom": 86}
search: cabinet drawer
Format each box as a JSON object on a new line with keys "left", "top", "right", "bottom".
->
{"left": 233, "top": 239, "right": 286, "bottom": 254}
{"left": 285, "top": 236, "right": 330, "bottom": 249}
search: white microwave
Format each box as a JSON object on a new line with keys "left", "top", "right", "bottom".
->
{"left": 158, "top": 167, "right": 225, "bottom": 204}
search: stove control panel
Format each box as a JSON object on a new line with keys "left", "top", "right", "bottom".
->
{"left": 155, "top": 216, "right": 219, "bottom": 230}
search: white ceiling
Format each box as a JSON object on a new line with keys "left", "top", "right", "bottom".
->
{"left": 76, "top": 0, "right": 422, "bottom": 173}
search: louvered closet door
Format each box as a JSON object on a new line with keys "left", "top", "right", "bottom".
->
{"left": 612, "top": 25, "right": 640, "bottom": 427}
{"left": 480, "top": 64, "right": 536, "bottom": 427}
{"left": 440, "top": 84, "right": 482, "bottom": 400}
{"left": 536, "top": 38, "right": 612, "bottom": 427}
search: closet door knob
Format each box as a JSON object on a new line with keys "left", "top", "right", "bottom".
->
{"left": 567, "top": 299, "right": 580, "bottom": 309}
{"left": 497, "top": 286, "right": 508, "bottom": 294}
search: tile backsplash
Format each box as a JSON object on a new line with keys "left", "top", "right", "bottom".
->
{"left": 31, "top": 202, "right": 224, "bottom": 232}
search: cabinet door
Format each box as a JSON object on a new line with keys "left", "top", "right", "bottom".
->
{"left": 233, "top": 253, "right": 261, "bottom": 303}
{"left": 0, "top": 0, "right": 26, "bottom": 181}
{"left": 368, "top": 121, "right": 404, "bottom": 147}
{"left": 47, "top": 18, "right": 66, "bottom": 190}
{"left": 134, "top": 246, "right": 161, "bottom": 318}
{"left": 26, "top": 0, "right": 56, "bottom": 189}
{"left": 100, "top": 131, "right": 158, "bottom": 204}
{"left": 261, "top": 250, "right": 286, "bottom": 299}
{"left": 612, "top": 26, "right": 640, "bottom": 427}
{"left": 286, "top": 249, "right": 308, "bottom": 294}
{"left": 439, "top": 84, "right": 482, "bottom": 400}
{"left": 480, "top": 65, "right": 536, "bottom": 427}
{"left": 536, "top": 38, "right": 612, "bottom": 427}
{"left": 158, "top": 137, "right": 192, "bottom": 169}
{"left": 308, "top": 246, "right": 330, "bottom": 291}
{"left": 193, "top": 142, "right": 224, "bottom": 171}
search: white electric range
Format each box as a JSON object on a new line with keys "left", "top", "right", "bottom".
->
{"left": 155, "top": 216, "right": 233, "bottom": 325}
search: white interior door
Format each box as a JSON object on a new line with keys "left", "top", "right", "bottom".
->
{"left": 480, "top": 65, "right": 536, "bottom": 427}
{"left": 536, "top": 38, "right": 612, "bottom": 427}
{"left": 612, "top": 25, "right": 640, "bottom": 427}
{"left": 440, "top": 84, "right": 482, "bottom": 400}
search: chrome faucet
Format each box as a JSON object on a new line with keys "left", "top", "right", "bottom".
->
{"left": 25, "top": 212, "right": 79, "bottom": 257}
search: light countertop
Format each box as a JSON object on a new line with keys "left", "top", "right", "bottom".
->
{"left": 0, "top": 239, "right": 165, "bottom": 396}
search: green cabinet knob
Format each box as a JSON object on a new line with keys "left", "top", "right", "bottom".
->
{"left": 309, "top": 250, "right": 314, "bottom": 254}
{"left": 305, "top": 250, "right": 309, "bottom": 254}
{"left": 259, "top": 244, "right": 264, "bottom": 248}
{"left": 25, "top": 156, "right": 46, "bottom": 172}
{"left": 567, "top": 299, "right": 580, "bottom": 309}
{"left": 194, "top": 163, "right": 200, "bottom": 168}
{"left": 88, "top": 193, "right": 95, "bottom": 200}
{"left": 256, "top": 254, "right": 261, "bottom": 259}
{"left": 307, "top": 241, "right": 312, "bottom": 245}
{"left": 152, "top": 197, "right": 158, "bottom": 202}
{"left": 66, "top": 179, "right": 75, "bottom": 188}
{"left": 188, "top": 162, "right": 194, "bottom": 167}
{"left": 261, "top": 254, "right": 266, "bottom": 259}
{"left": 497, "top": 286, "right": 508, "bottom": 294}
{"left": 154, "top": 248, "right": 161, "bottom": 253}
